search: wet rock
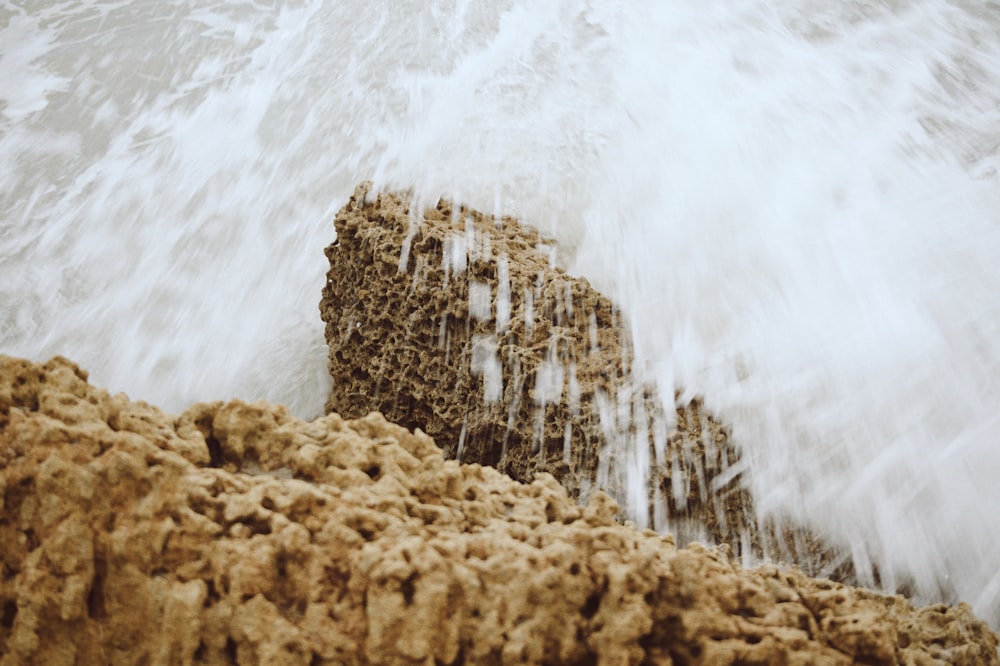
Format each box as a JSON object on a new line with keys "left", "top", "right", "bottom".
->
{"left": 1, "top": 355, "right": 996, "bottom": 664}
{"left": 320, "top": 184, "right": 848, "bottom": 575}
{"left": 321, "top": 185, "right": 748, "bottom": 540}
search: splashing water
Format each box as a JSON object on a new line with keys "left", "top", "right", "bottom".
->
{"left": 3, "top": 0, "right": 999, "bottom": 626}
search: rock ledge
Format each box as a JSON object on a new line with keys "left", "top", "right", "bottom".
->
{"left": 1, "top": 355, "right": 997, "bottom": 665}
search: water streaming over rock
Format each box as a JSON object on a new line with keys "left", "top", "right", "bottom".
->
{"left": 3, "top": 0, "right": 999, "bottom": 626}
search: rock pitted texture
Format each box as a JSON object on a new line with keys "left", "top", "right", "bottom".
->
{"left": 320, "top": 184, "right": 751, "bottom": 550}
{"left": 2, "top": 355, "right": 997, "bottom": 665}
{"left": 320, "top": 185, "right": 854, "bottom": 578}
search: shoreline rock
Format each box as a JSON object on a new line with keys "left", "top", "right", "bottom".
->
{"left": 1, "top": 355, "right": 997, "bottom": 664}
{"left": 320, "top": 184, "right": 750, "bottom": 545}
{"left": 320, "top": 184, "right": 854, "bottom": 581}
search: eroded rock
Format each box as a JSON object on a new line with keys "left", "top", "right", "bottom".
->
{"left": 320, "top": 184, "right": 753, "bottom": 544}
{"left": 320, "top": 185, "right": 853, "bottom": 576}
{"left": 1, "top": 355, "right": 996, "bottom": 664}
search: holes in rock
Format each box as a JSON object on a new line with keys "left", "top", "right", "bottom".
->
{"left": 569, "top": 563, "right": 581, "bottom": 576}
{"left": 87, "top": 559, "right": 107, "bottom": 619}
{"left": 193, "top": 413, "right": 226, "bottom": 468}
{"left": 796, "top": 612, "right": 811, "bottom": 633}
{"left": 581, "top": 592, "right": 601, "bottom": 619}
{"left": 1, "top": 599, "right": 17, "bottom": 628}
{"left": 364, "top": 465, "right": 381, "bottom": 480}
{"left": 206, "top": 434, "right": 224, "bottom": 468}
{"left": 638, "top": 632, "right": 657, "bottom": 653}
{"left": 241, "top": 516, "right": 272, "bottom": 536}
{"left": 189, "top": 495, "right": 221, "bottom": 522}
{"left": 401, "top": 576, "right": 416, "bottom": 606}
{"left": 746, "top": 635, "right": 762, "bottom": 645}
{"left": 276, "top": 553, "right": 288, "bottom": 579}
{"left": 204, "top": 580, "right": 219, "bottom": 607}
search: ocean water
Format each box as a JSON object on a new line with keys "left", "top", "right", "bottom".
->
{"left": 3, "top": 0, "right": 999, "bottom": 627}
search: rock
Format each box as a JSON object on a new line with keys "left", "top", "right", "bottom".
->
{"left": 2, "top": 355, "right": 995, "bottom": 664}
{"left": 319, "top": 184, "right": 851, "bottom": 578}
{"left": 320, "top": 184, "right": 750, "bottom": 542}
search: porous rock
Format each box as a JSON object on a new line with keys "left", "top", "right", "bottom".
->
{"left": 320, "top": 185, "right": 845, "bottom": 574}
{"left": 320, "top": 184, "right": 750, "bottom": 546}
{"left": 2, "top": 355, "right": 995, "bottom": 665}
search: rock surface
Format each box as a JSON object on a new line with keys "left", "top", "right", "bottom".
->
{"left": 320, "top": 184, "right": 750, "bottom": 549}
{"left": 320, "top": 185, "right": 846, "bottom": 578}
{"left": 2, "top": 355, "right": 997, "bottom": 665}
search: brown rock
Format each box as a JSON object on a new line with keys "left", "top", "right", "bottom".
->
{"left": 320, "top": 184, "right": 751, "bottom": 545}
{"left": 2, "top": 355, "right": 996, "bottom": 664}
{"left": 319, "top": 185, "right": 853, "bottom": 578}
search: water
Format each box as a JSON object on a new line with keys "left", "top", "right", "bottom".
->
{"left": 2, "top": 0, "right": 999, "bottom": 626}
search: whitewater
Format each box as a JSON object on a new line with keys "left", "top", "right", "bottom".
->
{"left": 2, "top": 0, "right": 999, "bottom": 628}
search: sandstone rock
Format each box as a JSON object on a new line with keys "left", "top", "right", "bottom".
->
{"left": 319, "top": 185, "right": 852, "bottom": 578}
{"left": 2, "top": 355, "right": 995, "bottom": 665}
{"left": 320, "top": 184, "right": 750, "bottom": 545}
